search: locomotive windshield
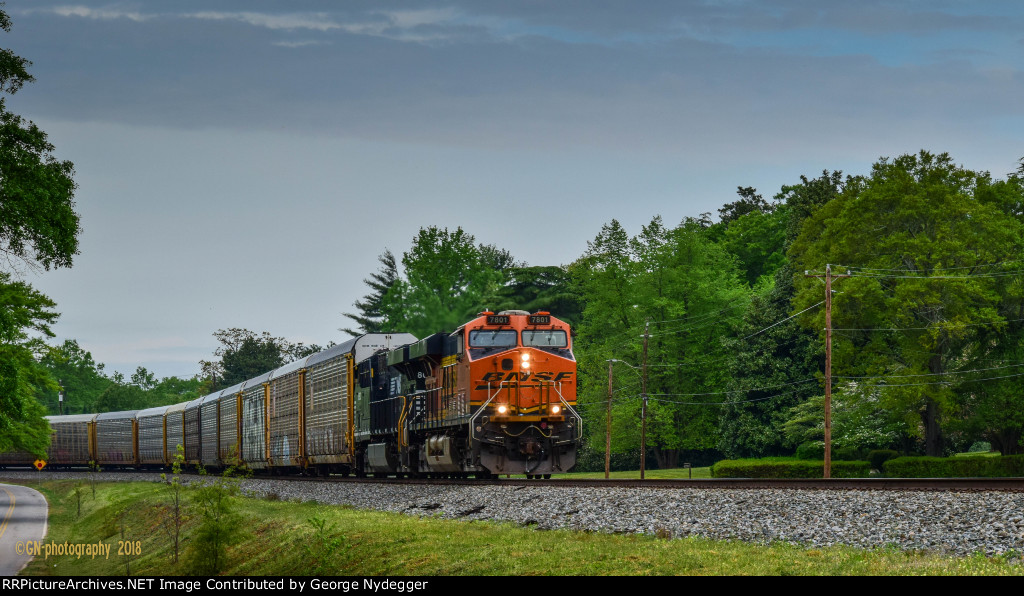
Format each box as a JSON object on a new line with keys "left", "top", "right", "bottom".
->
{"left": 522, "top": 330, "right": 568, "bottom": 347}
{"left": 469, "top": 329, "right": 518, "bottom": 347}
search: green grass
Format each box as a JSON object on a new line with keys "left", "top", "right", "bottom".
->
{"left": 8, "top": 478, "right": 1024, "bottom": 576}
{"left": 953, "top": 451, "right": 1002, "bottom": 458}
{"left": 557, "top": 467, "right": 712, "bottom": 480}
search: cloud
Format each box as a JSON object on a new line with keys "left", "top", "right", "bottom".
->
{"left": 185, "top": 11, "right": 343, "bottom": 32}
{"left": 272, "top": 40, "right": 333, "bottom": 48}
{"left": 46, "top": 5, "right": 148, "bottom": 22}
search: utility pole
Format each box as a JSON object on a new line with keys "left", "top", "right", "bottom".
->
{"left": 805, "top": 264, "right": 850, "bottom": 479}
{"left": 58, "top": 380, "right": 64, "bottom": 415}
{"left": 606, "top": 360, "right": 613, "bottom": 479}
{"left": 640, "top": 321, "right": 649, "bottom": 480}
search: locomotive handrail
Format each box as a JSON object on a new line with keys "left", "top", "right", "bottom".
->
{"left": 552, "top": 383, "right": 582, "bottom": 445}
{"left": 469, "top": 380, "right": 511, "bottom": 445}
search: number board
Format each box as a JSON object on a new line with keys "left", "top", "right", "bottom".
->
{"left": 528, "top": 315, "right": 551, "bottom": 325}
{"left": 487, "top": 315, "right": 511, "bottom": 325}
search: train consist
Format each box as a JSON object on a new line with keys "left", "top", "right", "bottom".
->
{"left": 0, "top": 310, "right": 580, "bottom": 478}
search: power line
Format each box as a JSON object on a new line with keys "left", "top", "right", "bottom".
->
{"left": 833, "top": 362, "right": 1024, "bottom": 380}
{"left": 841, "top": 259, "right": 1024, "bottom": 272}
{"left": 832, "top": 316, "right": 1024, "bottom": 332}
{"left": 845, "top": 270, "right": 1024, "bottom": 279}
{"left": 835, "top": 370, "right": 1024, "bottom": 389}
{"left": 641, "top": 388, "right": 806, "bottom": 406}
{"left": 740, "top": 301, "right": 824, "bottom": 341}
{"left": 644, "top": 377, "right": 818, "bottom": 397}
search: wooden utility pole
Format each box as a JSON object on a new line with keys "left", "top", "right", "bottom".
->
{"left": 606, "top": 360, "right": 613, "bottom": 479}
{"left": 805, "top": 264, "right": 849, "bottom": 479}
{"left": 640, "top": 321, "right": 650, "bottom": 480}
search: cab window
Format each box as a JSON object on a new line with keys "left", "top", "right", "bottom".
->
{"left": 468, "top": 330, "right": 518, "bottom": 348}
{"left": 522, "top": 330, "right": 568, "bottom": 347}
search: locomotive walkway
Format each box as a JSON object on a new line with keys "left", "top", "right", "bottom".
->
{"left": 0, "top": 483, "right": 48, "bottom": 575}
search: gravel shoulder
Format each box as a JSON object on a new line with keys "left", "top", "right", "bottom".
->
{"left": 4, "top": 470, "right": 1022, "bottom": 559}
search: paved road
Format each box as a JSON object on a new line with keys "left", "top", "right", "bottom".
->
{"left": 0, "top": 483, "right": 48, "bottom": 575}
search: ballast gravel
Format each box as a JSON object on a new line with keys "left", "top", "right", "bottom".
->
{"left": 5, "top": 471, "right": 1024, "bottom": 559}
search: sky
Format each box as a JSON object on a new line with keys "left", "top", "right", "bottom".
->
{"left": 5, "top": 1, "right": 1024, "bottom": 380}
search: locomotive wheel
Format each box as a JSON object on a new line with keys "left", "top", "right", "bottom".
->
{"left": 543, "top": 474, "right": 551, "bottom": 479}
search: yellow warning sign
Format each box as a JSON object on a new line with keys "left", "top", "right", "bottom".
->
{"left": 33, "top": 459, "right": 46, "bottom": 470}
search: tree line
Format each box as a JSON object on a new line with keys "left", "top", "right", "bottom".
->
{"left": 345, "top": 152, "right": 1024, "bottom": 463}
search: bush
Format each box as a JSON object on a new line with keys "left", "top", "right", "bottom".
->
{"left": 795, "top": 441, "right": 824, "bottom": 460}
{"left": 968, "top": 441, "right": 992, "bottom": 453}
{"left": 867, "top": 449, "right": 899, "bottom": 471}
{"left": 711, "top": 459, "right": 870, "bottom": 479}
{"left": 833, "top": 446, "right": 865, "bottom": 461}
{"left": 882, "top": 455, "right": 1024, "bottom": 478}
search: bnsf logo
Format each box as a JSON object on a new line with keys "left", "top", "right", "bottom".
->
{"left": 475, "top": 371, "right": 574, "bottom": 389}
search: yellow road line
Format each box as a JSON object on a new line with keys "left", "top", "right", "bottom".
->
{"left": 0, "top": 486, "right": 15, "bottom": 542}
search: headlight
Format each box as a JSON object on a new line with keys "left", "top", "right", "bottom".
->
{"left": 550, "top": 405, "right": 561, "bottom": 414}
{"left": 521, "top": 352, "right": 530, "bottom": 362}
{"left": 522, "top": 361, "right": 531, "bottom": 369}
{"left": 497, "top": 404, "right": 508, "bottom": 414}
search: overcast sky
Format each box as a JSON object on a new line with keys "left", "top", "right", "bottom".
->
{"left": 7, "top": 1, "right": 1024, "bottom": 379}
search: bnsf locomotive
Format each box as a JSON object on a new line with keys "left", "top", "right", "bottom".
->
{"left": 0, "top": 310, "right": 580, "bottom": 478}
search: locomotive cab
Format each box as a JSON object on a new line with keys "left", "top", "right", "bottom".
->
{"left": 463, "top": 310, "right": 580, "bottom": 476}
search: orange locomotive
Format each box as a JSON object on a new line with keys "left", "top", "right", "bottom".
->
{"left": 356, "top": 309, "right": 580, "bottom": 478}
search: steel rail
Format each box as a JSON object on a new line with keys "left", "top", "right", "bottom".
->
{"left": 5, "top": 468, "right": 1024, "bottom": 491}
{"left": 275, "top": 474, "right": 1024, "bottom": 492}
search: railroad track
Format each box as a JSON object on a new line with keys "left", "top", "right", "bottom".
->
{"left": 273, "top": 474, "right": 1024, "bottom": 491}
{"left": 6, "top": 468, "right": 1024, "bottom": 491}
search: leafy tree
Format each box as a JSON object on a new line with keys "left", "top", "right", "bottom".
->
{"left": 717, "top": 267, "right": 821, "bottom": 458}
{"left": 716, "top": 170, "right": 845, "bottom": 458}
{"left": 149, "top": 375, "right": 202, "bottom": 407}
{"left": 946, "top": 165, "right": 1024, "bottom": 453}
{"left": 377, "top": 226, "right": 508, "bottom": 337}
{"left": 718, "top": 186, "right": 773, "bottom": 226}
{"left": 0, "top": 272, "right": 57, "bottom": 455}
{"left": 480, "top": 265, "right": 582, "bottom": 326}
{"left": 790, "top": 151, "right": 1024, "bottom": 456}
{"left": 93, "top": 379, "right": 147, "bottom": 413}
{"left": 36, "top": 339, "right": 114, "bottom": 415}
{"left": 0, "top": 9, "right": 78, "bottom": 273}
{"left": 719, "top": 206, "right": 788, "bottom": 286}
{"left": 211, "top": 329, "right": 289, "bottom": 389}
{"left": 572, "top": 217, "right": 747, "bottom": 468}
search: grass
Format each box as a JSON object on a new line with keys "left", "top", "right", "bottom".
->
{"left": 557, "top": 466, "right": 712, "bottom": 480}
{"left": 8, "top": 478, "right": 1024, "bottom": 576}
{"left": 953, "top": 451, "right": 1002, "bottom": 458}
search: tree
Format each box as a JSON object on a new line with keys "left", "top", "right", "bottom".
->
{"left": 0, "top": 9, "right": 78, "bottom": 273}
{"left": 718, "top": 186, "right": 773, "bottom": 226}
{"left": 377, "top": 226, "right": 508, "bottom": 337}
{"left": 717, "top": 267, "right": 821, "bottom": 458}
{"left": 789, "top": 151, "right": 1024, "bottom": 456}
{"left": 0, "top": 272, "right": 57, "bottom": 455}
{"left": 719, "top": 206, "right": 788, "bottom": 286}
{"left": 571, "top": 217, "right": 747, "bottom": 468}
{"left": 481, "top": 265, "right": 582, "bottom": 327}
{"left": 342, "top": 249, "right": 401, "bottom": 335}
{"left": 36, "top": 339, "right": 114, "bottom": 415}
{"left": 716, "top": 170, "right": 845, "bottom": 458}
{"left": 202, "top": 328, "right": 292, "bottom": 390}
{"left": 0, "top": 8, "right": 79, "bottom": 455}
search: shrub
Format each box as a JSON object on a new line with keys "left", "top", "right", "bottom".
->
{"left": 968, "top": 441, "right": 992, "bottom": 453}
{"left": 882, "top": 455, "right": 1024, "bottom": 478}
{"left": 867, "top": 449, "right": 899, "bottom": 471}
{"left": 795, "top": 441, "right": 824, "bottom": 460}
{"left": 710, "top": 459, "right": 870, "bottom": 478}
{"left": 833, "top": 446, "right": 865, "bottom": 461}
